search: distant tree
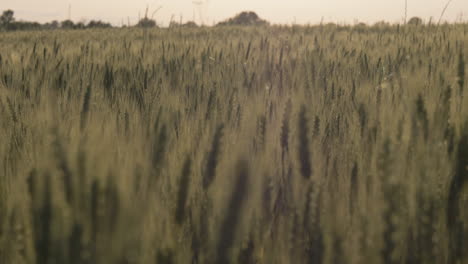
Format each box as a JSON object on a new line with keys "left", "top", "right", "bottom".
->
{"left": 137, "top": 17, "right": 157, "bottom": 28}
{"left": 75, "top": 22, "right": 85, "bottom": 29}
{"left": 0, "top": 10, "right": 14, "bottom": 24}
{"left": 87, "top": 20, "right": 112, "bottom": 29}
{"left": 183, "top": 21, "right": 198, "bottom": 28}
{"left": 42, "top": 20, "right": 59, "bottom": 30}
{"left": 408, "top": 17, "right": 423, "bottom": 25}
{"left": 61, "top": 20, "right": 75, "bottom": 29}
{"left": 355, "top": 22, "right": 367, "bottom": 33}
{"left": 170, "top": 21, "right": 198, "bottom": 28}
{"left": 236, "top": 12, "right": 262, "bottom": 25}
{"left": 0, "top": 10, "right": 15, "bottom": 30}
{"left": 9, "top": 21, "right": 42, "bottom": 31}
{"left": 217, "top": 11, "right": 268, "bottom": 26}
{"left": 1, "top": 10, "right": 42, "bottom": 31}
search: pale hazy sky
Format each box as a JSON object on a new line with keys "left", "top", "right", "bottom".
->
{"left": 2, "top": 0, "right": 468, "bottom": 26}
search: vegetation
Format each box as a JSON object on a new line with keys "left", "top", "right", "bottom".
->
{"left": 0, "top": 10, "right": 113, "bottom": 31}
{"left": 0, "top": 9, "right": 266, "bottom": 31}
{"left": 217, "top": 11, "right": 269, "bottom": 26}
{"left": 0, "top": 22, "right": 467, "bottom": 264}
{"left": 0, "top": 10, "right": 15, "bottom": 29}
{"left": 136, "top": 18, "right": 157, "bottom": 28}
{"left": 0, "top": 10, "right": 112, "bottom": 31}
{"left": 408, "top": 16, "right": 423, "bottom": 26}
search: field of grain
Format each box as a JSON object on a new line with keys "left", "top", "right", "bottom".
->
{"left": 0, "top": 24, "right": 467, "bottom": 263}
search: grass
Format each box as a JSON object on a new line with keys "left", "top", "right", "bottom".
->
{"left": 0, "top": 23, "right": 467, "bottom": 263}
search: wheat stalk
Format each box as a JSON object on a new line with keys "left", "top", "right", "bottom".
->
{"left": 438, "top": 0, "right": 454, "bottom": 25}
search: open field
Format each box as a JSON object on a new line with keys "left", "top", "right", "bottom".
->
{"left": 0, "top": 24, "right": 467, "bottom": 263}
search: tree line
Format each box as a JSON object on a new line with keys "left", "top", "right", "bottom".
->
{"left": 0, "top": 9, "right": 117, "bottom": 31}
{"left": 1, "top": 9, "right": 428, "bottom": 32}
{"left": 0, "top": 9, "right": 272, "bottom": 31}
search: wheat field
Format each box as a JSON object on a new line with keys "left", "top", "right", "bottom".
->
{"left": 0, "top": 24, "right": 467, "bottom": 263}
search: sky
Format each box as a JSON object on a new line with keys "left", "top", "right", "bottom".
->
{"left": 2, "top": 0, "right": 468, "bottom": 26}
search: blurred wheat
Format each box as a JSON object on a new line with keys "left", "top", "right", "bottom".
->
{"left": 0, "top": 23, "right": 467, "bottom": 264}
